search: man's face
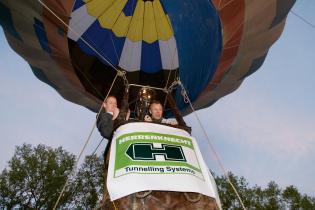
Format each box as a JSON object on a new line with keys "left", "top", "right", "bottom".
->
{"left": 150, "top": 103, "right": 163, "bottom": 120}
{"left": 105, "top": 96, "right": 117, "bottom": 113}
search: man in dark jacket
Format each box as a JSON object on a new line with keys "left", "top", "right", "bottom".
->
{"left": 97, "top": 96, "right": 120, "bottom": 139}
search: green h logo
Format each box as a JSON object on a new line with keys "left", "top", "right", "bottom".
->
{"left": 126, "top": 143, "right": 186, "bottom": 162}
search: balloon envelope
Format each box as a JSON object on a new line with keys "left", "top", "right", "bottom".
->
{"left": 0, "top": 0, "right": 295, "bottom": 114}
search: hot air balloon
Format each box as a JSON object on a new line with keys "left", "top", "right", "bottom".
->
{"left": 0, "top": 0, "right": 295, "bottom": 209}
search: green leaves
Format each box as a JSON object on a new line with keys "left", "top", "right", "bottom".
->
{"left": 74, "top": 154, "right": 104, "bottom": 209}
{"left": 0, "top": 144, "right": 76, "bottom": 209}
{"left": 0, "top": 144, "right": 105, "bottom": 209}
{"left": 214, "top": 172, "right": 315, "bottom": 210}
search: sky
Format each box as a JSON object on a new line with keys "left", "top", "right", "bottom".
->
{"left": 0, "top": 0, "right": 314, "bottom": 197}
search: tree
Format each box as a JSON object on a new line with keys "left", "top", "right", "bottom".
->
{"left": 300, "top": 195, "right": 315, "bottom": 210}
{"left": 283, "top": 185, "right": 301, "bottom": 209}
{"left": 0, "top": 144, "right": 76, "bottom": 209}
{"left": 72, "top": 154, "right": 104, "bottom": 209}
{"left": 262, "top": 181, "right": 284, "bottom": 209}
{"left": 282, "top": 185, "right": 315, "bottom": 210}
{"left": 215, "top": 172, "right": 257, "bottom": 210}
{"left": 214, "top": 172, "right": 315, "bottom": 210}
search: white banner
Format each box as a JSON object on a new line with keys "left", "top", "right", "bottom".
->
{"left": 107, "top": 122, "right": 220, "bottom": 205}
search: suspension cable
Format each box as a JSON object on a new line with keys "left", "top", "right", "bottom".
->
{"left": 91, "top": 137, "right": 105, "bottom": 155}
{"left": 178, "top": 81, "right": 247, "bottom": 210}
{"left": 290, "top": 10, "right": 315, "bottom": 30}
{"left": 163, "top": 46, "right": 179, "bottom": 107}
{"left": 109, "top": 32, "right": 120, "bottom": 65}
{"left": 71, "top": 62, "right": 105, "bottom": 99}
{"left": 163, "top": 39, "right": 179, "bottom": 90}
{"left": 52, "top": 73, "right": 120, "bottom": 210}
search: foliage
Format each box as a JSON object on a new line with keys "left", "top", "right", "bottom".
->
{"left": 215, "top": 172, "right": 315, "bottom": 210}
{"left": 0, "top": 144, "right": 76, "bottom": 209}
{"left": 72, "top": 154, "right": 104, "bottom": 209}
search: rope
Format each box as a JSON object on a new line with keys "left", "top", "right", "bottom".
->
{"left": 136, "top": 190, "right": 152, "bottom": 198}
{"left": 167, "top": 79, "right": 180, "bottom": 93}
{"left": 162, "top": 29, "right": 180, "bottom": 107}
{"left": 91, "top": 137, "right": 105, "bottom": 155}
{"left": 109, "top": 33, "right": 120, "bottom": 64}
{"left": 178, "top": 81, "right": 247, "bottom": 210}
{"left": 163, "top": 39, "right": 178, "bottom": 90}
{"left": 184, "top": 192, "right": 202, "bottom": 203}
{"left": 37, "top": 0, "right": 121, "bottom": 74}
{"left": 163, "top": 65, "right": 178, "bottom": 108}
{"left": 52, "top": 73, "right": 119, "bottom": 210}
{"left": 220, "top": 0, "right": 236, "bottom": 10}
{"left": 117, "top": 70, "right": 129, "bottom": 88}
{"left": 112, "top": 201, "right": 118, "bottom": 210}
{"left": 72, "top": 62, "right": 105, "bottom": 99}
{"left": 290, "top": 10, "right": 315, "bottom": 30}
